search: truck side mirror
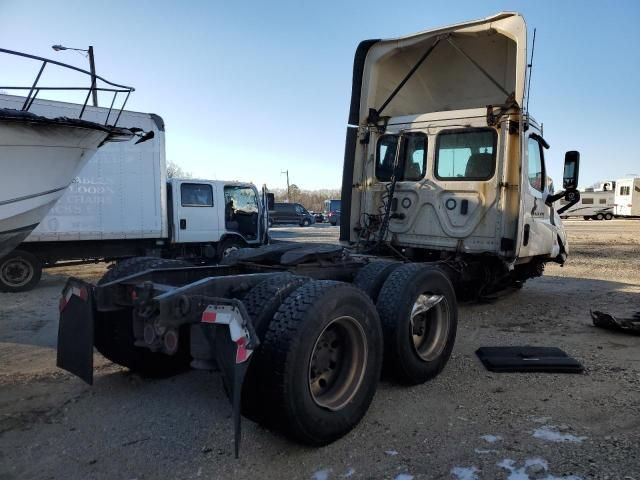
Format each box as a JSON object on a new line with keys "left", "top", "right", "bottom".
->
{"left": 563, "top": 151, "right": 580, "bottom": 190}
{"left": 266, "top": 192, "right": 275, "bottom": 210}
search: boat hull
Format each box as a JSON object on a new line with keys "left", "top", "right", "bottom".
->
{"left": 0, "top": 118, "right": 109, "bottom": 258}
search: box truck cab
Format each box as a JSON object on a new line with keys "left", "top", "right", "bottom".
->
{"left": 170, "top": 178, "right": 266, "bottom": 254}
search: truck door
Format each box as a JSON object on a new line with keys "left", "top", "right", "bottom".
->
{"left": 518, "top": 134, "right": 553, "bottom": 257}
{"left": 173, "top": 181, "right": 220, "bottom": 243}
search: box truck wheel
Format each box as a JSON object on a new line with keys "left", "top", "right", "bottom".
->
{"left": 376, "top": 264, "right": 457, "bottom": 385}
{"left": 353, "top": 260, "right": 402, "bottom": 302}
{"left": 215, "top": 273, "right": 311, "bottom": 422}
{"left": 218, "top": 237, "right": 246, "bottom": 260}
{"left": 94, "top": 257, "right": 192, "bottom": 377}
{"left": 0, "top": 250, "right": 42, "bottom": 292}
{"left": 258, "top": 281, "right": 382, "bottom": 445}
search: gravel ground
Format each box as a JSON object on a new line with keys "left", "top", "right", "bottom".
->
{"left": 1, "top": 220, "right": 639, "bottom": 480}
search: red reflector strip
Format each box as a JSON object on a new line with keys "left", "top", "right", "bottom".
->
{"left": 201, "top": 311, "right": 217, "bottom": 323}
{"left": 235, "top": 337, "right": 249, "bottom": 363}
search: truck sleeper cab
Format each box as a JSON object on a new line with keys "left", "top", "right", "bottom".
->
{"left": 341, "top": 12, "right": 580, "bottom": 294}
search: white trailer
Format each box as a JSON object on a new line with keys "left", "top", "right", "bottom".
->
{"left": 559, "top": 189, "right": 615, "bottom": 220}
{"left": 614, "top": 177, "right": 640, "bottom": 217}
{"left": 0, "top": 95, "right": 269, "bottom": 292}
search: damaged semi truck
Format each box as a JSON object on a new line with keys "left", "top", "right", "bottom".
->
{"left": 57, "top": 12, "right": 580, "bottom": 454}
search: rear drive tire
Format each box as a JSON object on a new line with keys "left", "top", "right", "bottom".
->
{"left": 377, "top": 263, "right": 457, "bottom": 385}
{"left": 259, "top": 281, "right": 383, "bottom": 445}
{"left": 94, "top": 257, "right": 192, "bottom": 377}
{"left": 216, "top": 273, "right": 311, "bottom": 422}
{"left": 0, "top": 250, "right": 42, "bottom": 292}
{"left": 353, "top": 260, "right": 402, "bottom": 302}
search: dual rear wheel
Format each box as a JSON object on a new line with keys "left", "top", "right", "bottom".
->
{"left": 234, "top": 262, "right": 457, "bottom": 444}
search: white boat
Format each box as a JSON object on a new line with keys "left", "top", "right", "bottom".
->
{"left": 0, "top": 48, "right": 150, "bottom": 258}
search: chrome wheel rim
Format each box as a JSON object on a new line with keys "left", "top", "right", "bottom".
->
{"left": 410, "top": 294, "right": 450, "bottom": 361}
{"left": 308, "top": 316, "right": 367, "bottom": 411}
{"left": 0, "top": 257, "right": 34, "bottom": 287}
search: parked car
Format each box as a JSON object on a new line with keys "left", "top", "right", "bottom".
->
{"left": 269, "top": 202, "right": 315, "bottom": 227}
{"left": 310, "top": 211, "right": 325, "bottom": 223}
{"left": 327, "top": 210, "right": 340, "bottom": 226}
{"left": 324, "top": 199, "right": 341, "bottom": 225}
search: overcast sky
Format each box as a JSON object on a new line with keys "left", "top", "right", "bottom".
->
{"left": 1, "top": 0, "right": 638, "bottom": 190}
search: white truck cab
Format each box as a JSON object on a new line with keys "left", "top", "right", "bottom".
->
{"left": 169, "top": 178, "right": 267, "bottom": 256}
{"left": 341, "top": 12, "right": 580, "bottom": 291}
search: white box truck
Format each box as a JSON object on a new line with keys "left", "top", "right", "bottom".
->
{"left": 614, "top": 177, "right": 640, "bottom": 217}
{"left": 0, "top": 95, "right": 269, "bottom": 292}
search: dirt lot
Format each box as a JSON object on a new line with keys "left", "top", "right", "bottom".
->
{"left": 1, "top": 220, "right": 639, "bottom": 480}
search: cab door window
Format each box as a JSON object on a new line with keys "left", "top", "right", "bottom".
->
{"left": 181, "top": 183, "right": 213, "bottom": 207}
{"left": 527, "top": 137, "right": 546, "bottom": 192}
{"left": 435, "top": 128, "right": 496, "bottom": 180}
{"left": 376, "top": 133, "right": 427, "bottom": 182}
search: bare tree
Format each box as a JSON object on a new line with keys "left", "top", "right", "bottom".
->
{"left": 166, "top": 161, "right": 192, "bottom": 179}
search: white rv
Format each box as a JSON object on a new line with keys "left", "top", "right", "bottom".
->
{"left": 559, "top": 186, "right": 615, "bottom": 220}
{"left": 614, "top": 177, "right": 640, "bottom": 217}
{"left": 0, "top": 95, "right": 269, "bottom": 292}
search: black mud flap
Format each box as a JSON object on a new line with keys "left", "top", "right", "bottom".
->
{"left": 197, "top": 301, "right": 259, "bottom": 458}
{"left": 56, "top": 278, "right": 95, "bottom": 385}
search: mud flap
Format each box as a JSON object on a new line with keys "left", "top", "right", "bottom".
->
{"left": 200, "top": 303, "right": 257, "bottom": 458}
{"left": 56, "top": 278, "right": 95, "bottom": 385}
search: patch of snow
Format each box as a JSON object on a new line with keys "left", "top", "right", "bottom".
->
{"left": 395, "top": 474, "right": 413, "bottom": 480}
{"left": 481, "top": 434, "right": 502, "bottom": 443}
{"left": 528, "top": 415, "right": 552, "bottom": 424}
{"left": 532, "top": 426, "right": 587, "bottom": 443}
{"left": 451, "top": 466, "right": 480, "bottom": 480}
{"left": 474, "top": 448, "right": 498, "bottom": 455}
{"left": 497, "top": 458, "right": 582, "bottom": 480}
{"left": 498, "top": 458, "right": 548, "bottom": 480}
{"left": 385, "top": 450, "right": 399, "bottom": 456}
{"left": 312, "top": 469, "right": 331, "bottom": 480}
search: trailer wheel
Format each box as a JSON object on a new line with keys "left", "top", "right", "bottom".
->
{"left": 376, "top": 263, "right": 457, "bottom": 385}
{"left": 595, "top": 213, "right": 604, "bottom": 221}
{"left": 216, "top": 273, "right": 311, "bottom": 421}
{"left": 259, "top": 281, "right": 382, "bottom": 445}
{"left": 94, "top": 257, "right": 192, "bottom": 377}
{"left": 0, "top": 250, "right": 42, "bottom": 292}
{"left": 583, "top": 216, "right": 591, "bottom": 221}
{"left": 604, "top": 213, "right": 613, "bottom": 220}
{"left": 353, "top": 260, "right": 402, "bottom": 302}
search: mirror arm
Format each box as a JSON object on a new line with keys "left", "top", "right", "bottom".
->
{"left": 545, "top": 190, "right": 566, "bottom": 206}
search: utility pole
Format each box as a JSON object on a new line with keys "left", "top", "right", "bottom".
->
{"left": 281, "top": 170, "right": 290, "bottom": 202}
{"left": 88, "top": 46, "right": 98, "bottom": 107}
